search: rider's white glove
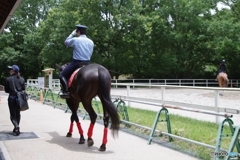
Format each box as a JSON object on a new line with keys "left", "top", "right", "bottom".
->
{"left": 71, "top": 29, "right": 77, "bottom": 36}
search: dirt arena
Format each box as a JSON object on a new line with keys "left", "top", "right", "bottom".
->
{"left": 110, "top": 88, "right": 240, "bottom": 124}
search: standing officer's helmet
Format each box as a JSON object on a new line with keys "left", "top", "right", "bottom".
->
{"left": 222, "top": 59, "right": 225, "bottom": 63}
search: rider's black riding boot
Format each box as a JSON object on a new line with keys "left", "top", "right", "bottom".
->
{"left": 59, "top": 76, "right": 70, "bottom": 99}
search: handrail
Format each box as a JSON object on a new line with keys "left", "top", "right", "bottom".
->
{"left": 111, "top": 95, "right": 240, "bottom": 115}
{"left": 118, "top": 97, "right": 233, "bottom": 118}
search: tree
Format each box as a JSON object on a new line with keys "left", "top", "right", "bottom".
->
{"left": 206, "top": 6, "right": 240, "bottom": 78}
{"left": 2, "top": 0, "right": 240, "bottom": 82}
{"left": 0, "top": 0, "right": 61, "bottom": 84}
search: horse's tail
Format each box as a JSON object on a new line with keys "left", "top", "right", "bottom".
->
{"left": 218, "top": 72, "right": 229, "bottom": 87}
{"left": 223, "top": 73, "right": 229, "bottom": 87}
{"left": 98, "top": 66, "right": 120, "bottom": 138}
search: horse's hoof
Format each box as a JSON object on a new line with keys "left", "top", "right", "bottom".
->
{"left": 98, "top": 144, "right": 106, "bottom": 151}
{"left": 78, "top": 138, "right": 85, "bottom": 144}
{"left": 87, "top": 138, "right": 94, "bottom": 147}
{"left": 66, "top": 133, "right": 72, "bottom": 137}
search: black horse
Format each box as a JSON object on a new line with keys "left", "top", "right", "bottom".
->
{"left": 56, "top": 63, "right": 120, "bottom": 151}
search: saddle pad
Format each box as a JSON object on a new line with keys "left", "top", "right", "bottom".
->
{"left": 68, "top": 68, "right": 80, "bottom": 87}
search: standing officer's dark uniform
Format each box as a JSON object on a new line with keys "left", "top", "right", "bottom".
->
{"left": 4, "top": 65, "right": 25, "bottom": 136}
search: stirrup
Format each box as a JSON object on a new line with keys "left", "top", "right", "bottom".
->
{"left": 60, "top": 92, "right": 70, "bottom": 99}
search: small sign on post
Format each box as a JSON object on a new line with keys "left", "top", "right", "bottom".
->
{"left": 42, "top": 68, "right": 55, "bottom": 89}
{"left": 38, "top": 77, "right": 45, "bottom": 89}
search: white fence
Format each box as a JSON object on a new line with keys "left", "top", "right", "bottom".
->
{"left": 110, "top": 83, "right": 240, "bottom": 124}
{"left": 27, "top": 79, "right": 60, "bottom": 89}
{"left": 26, "top": 78, "right": 240, "bottom": 123}
{"left": 27, "top": 78, "right": 240, "bottom": 88}
{"left": 111, "top": 79, "right": 240, "bottom": 87}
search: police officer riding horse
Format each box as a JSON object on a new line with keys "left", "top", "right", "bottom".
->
{"left": 59, "top": 24, "right": 94, "bottom": 99}
{"left": 56, "top": 25, "right": 120, "bottom": 151}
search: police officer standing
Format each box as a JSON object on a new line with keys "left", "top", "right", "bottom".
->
{"left": 59, "top": 24, "right": 94, "bottom": 98}
{"left": 4, "top": 65, "right": 25, "bottom": 136}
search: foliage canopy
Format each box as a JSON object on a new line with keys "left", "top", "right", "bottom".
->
{"left": 1, "top": 0, "right": 240, "bottom": 83}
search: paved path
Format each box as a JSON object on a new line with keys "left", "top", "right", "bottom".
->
{"left": 0, "top": 91, "right": 197, "bottom": 160}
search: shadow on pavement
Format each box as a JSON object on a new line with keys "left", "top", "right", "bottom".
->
{"left": 0, "top": 130, "right": 38, "bottom": 141}
{"left": 46, "top": 131, "right": 114, "bottom": 154}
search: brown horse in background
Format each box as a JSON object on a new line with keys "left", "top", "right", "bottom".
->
{"left": 56, "top": 63, "right": 120, "bottom": 151}
{"left": 217, "top": 72, "right": 229, "bottom": 95}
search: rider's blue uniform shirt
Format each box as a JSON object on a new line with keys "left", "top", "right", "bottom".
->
{"left": 64, "top": 35, "right": 94, "bottom": 61}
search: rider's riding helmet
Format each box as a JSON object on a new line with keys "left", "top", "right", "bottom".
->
{"left": 222, "top": 59, "right": 225, "bottom": 63}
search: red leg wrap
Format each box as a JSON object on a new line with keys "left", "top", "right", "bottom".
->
{"left": 69, "top": 123, "right": 74, "bottom": 133}
{"left": 87, "top": 123, "right": 94, "bottom": 138}
{"left": 102, "top": 127, "right": 108, "bottom": 144}
{"left": 76, "top": 122, "right": 84, "bottom": 135}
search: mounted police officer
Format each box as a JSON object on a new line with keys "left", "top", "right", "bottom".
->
{"left": 216, "top": 59, "right": 227, "bottom": 80}
{"left": 59, "top": 24, "right": 94, "bottom": 98}
{"left": 5, "top": 65, "right": 25, "bottom": 136}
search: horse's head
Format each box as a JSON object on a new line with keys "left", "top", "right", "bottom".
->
{"left": 55, "top": 63, "right": 70, "bottom": 71}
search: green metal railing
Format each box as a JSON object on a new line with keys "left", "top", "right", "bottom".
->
{"left": 148, "top": 107, "right": 172, "bottom": 143}
{"left": 116, "top": 97, "right": 238, "bottom": 160}
{"left": 26, "top": 86, "right": 130, "bottom": 122}
{"left": 214, "top": 118, "right": 240, "bottom": 160}
{"left": 113, "top": 98, "right": 129, "bottom": 121}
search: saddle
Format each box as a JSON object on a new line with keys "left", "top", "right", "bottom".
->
{"left": 67, "top": 63, "right": 88, "bottom": 87}
{"left": 57, "top": 62, "right": 88, "bottom": 88}
{"left": 68, "top": 68, "right": 81, "bottom": 87}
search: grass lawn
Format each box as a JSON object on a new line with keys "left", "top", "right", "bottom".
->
{"left": 124, "top": 107, "right": 235, "bottom": 160}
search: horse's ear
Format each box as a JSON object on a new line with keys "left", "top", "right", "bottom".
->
{"left": 55, "top": 63, "right": 63, "bottom": 71}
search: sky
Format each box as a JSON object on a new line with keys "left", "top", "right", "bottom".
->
{"left": 217, "top": 2, "right": 231, "bottom": 10}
